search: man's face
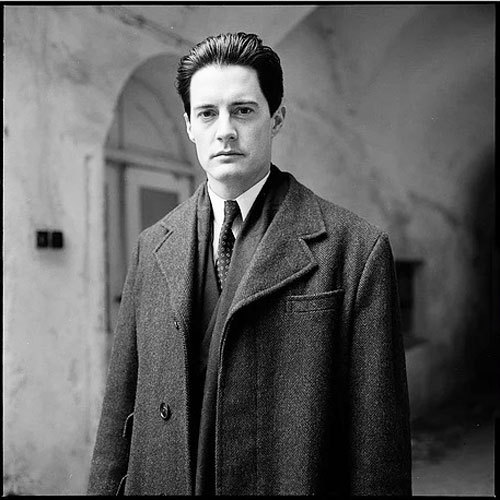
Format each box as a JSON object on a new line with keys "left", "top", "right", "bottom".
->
{"left": 184, "top": 64, "right": 285, "bottom": 198}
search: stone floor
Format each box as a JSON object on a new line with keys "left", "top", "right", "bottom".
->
{"left": 411, "top": 389, "right": 497, "bottom": 496}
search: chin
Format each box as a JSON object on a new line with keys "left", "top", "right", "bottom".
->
{"left": 208, "top": 159, "right": 245, "bottom": 178}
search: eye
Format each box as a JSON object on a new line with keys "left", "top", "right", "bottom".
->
{"left": 235, "top": 107, "right": 254, "bottom": 116}
{"left": 198, "top": 109, "right": 216, "bottom": 119}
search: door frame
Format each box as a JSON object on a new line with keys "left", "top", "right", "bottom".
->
{"left": 104, "top": 147, "right": 195, "bottom": 341}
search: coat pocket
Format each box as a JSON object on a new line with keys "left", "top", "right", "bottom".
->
{"left": 286, "top": 289, "right": 344, "bottom": 313}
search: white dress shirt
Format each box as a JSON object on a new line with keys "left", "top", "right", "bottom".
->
{"left": 207, "top": 171, "right": 270, "bottom": 263}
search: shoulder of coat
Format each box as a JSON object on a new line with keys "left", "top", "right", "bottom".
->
{"left": 289, "top": 174, "right": 384, "bottom": 244}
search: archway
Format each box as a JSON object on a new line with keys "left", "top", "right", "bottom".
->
{"left": 103, "top": 53, "right": 198, "bottom": 358}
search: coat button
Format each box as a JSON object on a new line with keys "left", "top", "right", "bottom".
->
{"left": 160, "top": 402, "right": 171, "bottom": 421}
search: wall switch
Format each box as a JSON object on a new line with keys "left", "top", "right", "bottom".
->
{"left": 36, "top": 231, "right": 49, "bottom": 248}
{"left": 36, "top": 230, "right": 64, "bottom": 249}
{"left": 51, "top": 231, "right": 64, "bottom": 248}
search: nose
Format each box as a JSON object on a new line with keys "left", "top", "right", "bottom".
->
{"left": 215, "top": 112, "right": 237, "bottom": 142}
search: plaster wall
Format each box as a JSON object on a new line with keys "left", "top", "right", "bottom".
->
{"left": 106, "top": 54, "right": 195, "bottom": 167}
{"left": 3, "top": 3, "right": 495, "bottom": 495}
{"left": 3, "top": 6, "right": 186, "bottom": 495}
{"left": 274, "top": 4, "right": 495, "bottom": 415}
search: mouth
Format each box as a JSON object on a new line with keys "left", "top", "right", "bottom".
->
{"left": 212, "top": 151, "right": 244, "bottom": 158}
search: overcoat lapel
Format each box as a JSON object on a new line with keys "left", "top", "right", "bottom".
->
{"left": 228, "top": 176, "right": 327, "bottom": 319}
{"left": 153, "top": 185, "right": 204, "bottom": 333}
{"left": 151, "top": 173, "right": 328, "bottom": 328}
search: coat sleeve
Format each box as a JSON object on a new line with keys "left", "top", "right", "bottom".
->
{"left": 87, "top": 240, "right": 140, "bottom": 495}
{"left": 348, "top": 232, "right": 412, "bottom": 496}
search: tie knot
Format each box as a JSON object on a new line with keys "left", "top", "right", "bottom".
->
{"left": 223, "top": 200, "right": 240, "bottom": 226}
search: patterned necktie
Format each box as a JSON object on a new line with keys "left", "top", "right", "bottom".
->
{"left": 216, "top": 200, "right": 240, "bottom": 290}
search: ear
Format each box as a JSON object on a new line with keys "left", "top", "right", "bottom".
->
{"left": 184, "top": 112, "right": 195, "bottom": 143}
{"left": 271, "top": 105, "right": 286, "bottom": 138}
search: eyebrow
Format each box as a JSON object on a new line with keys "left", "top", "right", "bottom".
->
{"left": 192, "top": 100, "right": 260, "bottom": 111}
{"left": 232, "top": 100, "right": 259, "bottom": 107}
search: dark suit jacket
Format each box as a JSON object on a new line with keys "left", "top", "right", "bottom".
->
{"left": 88, "top": 167, "right": 412, "bottom": 496}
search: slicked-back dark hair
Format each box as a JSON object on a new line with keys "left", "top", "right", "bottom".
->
{"left": 176, "top": 32, "right": 284, "bottom": 117}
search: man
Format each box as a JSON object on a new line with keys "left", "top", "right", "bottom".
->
{"left": 88, "top": 32, "right": 412, "bottom": 496}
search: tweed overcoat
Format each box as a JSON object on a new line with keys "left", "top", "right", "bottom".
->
{"left": 88, "top": 169, "right": 412, "bottom": 496}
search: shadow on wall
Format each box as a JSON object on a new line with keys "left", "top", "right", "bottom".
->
{"left": 410, "top": 149, "right": 497, "bottom": 491}
{"left": 461, "top": 148, "right": 495, "bottom": 395}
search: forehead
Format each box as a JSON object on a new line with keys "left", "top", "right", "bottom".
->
{"left": 189, "top": 64, "right": 265, "bottom": 105}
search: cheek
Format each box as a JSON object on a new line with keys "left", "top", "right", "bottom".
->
{"left": 192, "top": 130, "right": 210, "bottom": 151}
{"left": 248, "top": 125, "right": 270, "bottom": 145}
{"left": 254, "top": 128, "right": 272, "bottom": 150}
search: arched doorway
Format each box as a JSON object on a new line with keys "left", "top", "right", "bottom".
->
{"left": 103, "top": 54, "right": 196, "bottom": 359}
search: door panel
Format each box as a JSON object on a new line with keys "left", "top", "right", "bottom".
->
{"left": 125, "top": 166, "right": 191, "bottom": 259}
{"left": 105, "top": 161, "right": 126, "bottom": 341}
{"left": 105, "top": 161, "right": 192, "bottom": 345}
{"left": 139, "top": 187, "right": 179, "bottom": 230}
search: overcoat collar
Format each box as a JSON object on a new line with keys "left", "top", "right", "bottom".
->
{"left": 153, "top": 170, "right": 327, "bottom": 326}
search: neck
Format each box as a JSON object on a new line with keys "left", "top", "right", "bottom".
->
{"left": 208, "top": 168, "right": 270, "bottom": 200}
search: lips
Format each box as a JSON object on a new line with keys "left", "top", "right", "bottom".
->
{"left": 213, "top": 151, "right": 243, "bottom": 158}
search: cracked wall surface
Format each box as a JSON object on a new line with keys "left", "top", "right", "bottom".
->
{"left": 4, "top": 4, "right": 495, "bottom": 495}
{"left": 3, "top": 5, "right": 181, "bottom": 494}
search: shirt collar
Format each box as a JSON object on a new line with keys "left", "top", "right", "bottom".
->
{"left": 207, "top": 170, "right": 270, "bottom": 226}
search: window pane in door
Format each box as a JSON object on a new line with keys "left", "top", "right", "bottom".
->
{"left": 140, "top": 187, "right": 179, "bottom": 230}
